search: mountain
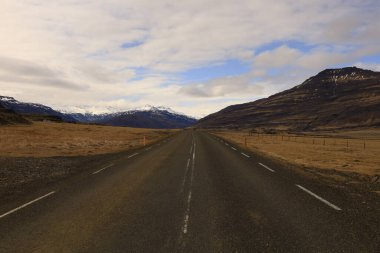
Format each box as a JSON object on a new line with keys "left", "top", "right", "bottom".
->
{"left": 0, "top": 96, "right": 196, "bottom": 129}
{"left": 0, "top": 96, "right": 75, "bottom": 122}
{"left": 66, "top": 106, "right": 197, "bottom": 129}
{"left": 0, "top": 104, "right": 29, "bottom": 125}
{"left": 98, "top": 109, "right": 196, "bottom": 129}
{"left": 198, "top": 67, "right": 380, "bottom": 131}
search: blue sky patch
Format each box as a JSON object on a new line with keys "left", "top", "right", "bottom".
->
{"left": 179, "top": 59, "right": 250, "bottom": 83}
{"left": 255, "top": 40, "right": 316, "bottom": 55}
{"left": 121, "top": 41, "right": 144, "bottom": 49}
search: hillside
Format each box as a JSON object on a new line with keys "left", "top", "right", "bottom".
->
{"left": 0, "top": 104, "right": 29, "bottom": 125}
{"left": 198, "top": 67, "right": 380, "bottom": 131}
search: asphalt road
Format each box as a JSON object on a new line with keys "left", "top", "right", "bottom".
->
{"left": 0, "top": 130, "right": 378, "bottom": 252}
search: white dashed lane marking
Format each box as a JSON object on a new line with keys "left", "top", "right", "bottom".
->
{"left": 92, "top": 164, "right": 114, "bottom": 175}
{"left": 127, "top": 153, "right": 139, "bottom": 159}
{"left": 258, "top": 163, "right": 275, "bottom": 173}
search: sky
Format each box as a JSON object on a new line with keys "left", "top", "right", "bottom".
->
{"left": 0, "top": 0, "right": 379, "bottom": 118}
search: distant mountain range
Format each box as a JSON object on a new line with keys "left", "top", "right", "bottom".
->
{"left": 3, "top": 66, "right": 379, "bottom": 131}
{"left": 198, "top": 67, "right": 380, "bottom": 131}
{"left": 0, "top": 96, "right": 196, "bottom": 129}
{"left": 67, "top": 108, "right": 196, "bottom": 129}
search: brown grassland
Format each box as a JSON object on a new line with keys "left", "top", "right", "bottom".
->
{"left": 212, "top": 129, "right": 380, "bottom": 177}
{"left": 0, "top": 122, "right": 177, "bottom": 157}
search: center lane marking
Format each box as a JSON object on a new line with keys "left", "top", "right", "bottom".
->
{"left": 241, "top": 152, "right": 250, "bottom": 158}
{"left": 0, "top": 191, "right": 56, "bottom": 219}
{"left": 296, "top": 184, "right": 342, "bottom": 211}
{"left": 231, "top": 147, "right": 237, "bottom": 151}
{"left": 182, "top": 137, "right": 196, "bottom": 236}
{"left": 180, "top": 158, "right": 191, "bottom": 194}
{"left": 258, "top": 163, "right": 275, "bottom": 173}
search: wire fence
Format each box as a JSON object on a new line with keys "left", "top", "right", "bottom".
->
{"left": 244, "top": 132, "right": 380, "bottom": 151}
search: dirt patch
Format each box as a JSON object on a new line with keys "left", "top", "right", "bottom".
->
{"left": 0, "top": 154, "right": 119, "bottom": 201}
{"left": 0, "top": 143, "right": 167, "bottom": 203}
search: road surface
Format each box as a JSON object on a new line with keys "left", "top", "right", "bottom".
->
{"left": 0, "top": 130, "right": 379, "bottom": 252}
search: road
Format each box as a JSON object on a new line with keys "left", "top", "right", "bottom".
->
{"left": 0, "top": 130, "right": 378, "bottom": 252}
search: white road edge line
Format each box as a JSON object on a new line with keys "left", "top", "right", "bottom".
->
{"left": 92, "top": 164, "right": 114, "bottom": 175}
{"left": 231, "top": 147, "right": 237, "bottom": 151}
{"left": 296, "top": 184, "right": 342, "bottom": 211}
{"left": 241, "top": 152, "right": 250, "bottom": 158}
{"left": 258, "top": 163, "right": 275, "bottom": 173}
{"left": 127, "top": 153, "right": 139, "bottom": 159}
{"left": 0, "top": 191, "right": 56, "bottom": 219}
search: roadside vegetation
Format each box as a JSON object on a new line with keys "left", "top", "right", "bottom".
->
{"left": 212, "top": 129, "right": 380, "bottom": 178}
{"left": 0, "top": 122, "right": 176, "bottom": 157}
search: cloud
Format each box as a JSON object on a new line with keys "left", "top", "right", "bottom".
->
{"left": 354, "top": 62, "right": 380, "bottom": 72}
{"left": 0, "top": 0, "right": 379, "bottom": 117}
{"left": 179, "top": 76, "right": 264, "bottom": 97}
{"left": 0, "top": 57, "right": 85, "bottom": 90}
{"left": 254, "top": 46, "right": 302, "bottom": 68}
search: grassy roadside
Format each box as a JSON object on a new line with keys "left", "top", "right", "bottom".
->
{"left": 210, "top": 129, "right": 380, "bottom": 183}
{"left": 0, "top": 122, "right": 177, "bottom": 157}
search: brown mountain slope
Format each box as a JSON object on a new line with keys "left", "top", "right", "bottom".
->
{"left": 198, "top": 67, "right": 380, "bottom": 131}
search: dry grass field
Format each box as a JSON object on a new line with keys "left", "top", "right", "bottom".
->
{"left": 0, "top": 122, "right": 176, "bottom": 157}
{"left": 212, "top": 129, "right": 380, "bottom": 176}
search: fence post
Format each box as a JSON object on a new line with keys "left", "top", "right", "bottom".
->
{"left": 363, "top": 139, "right": 366, "bottom": 150}
{"left": 143, "top": 136, "right": 146, "bottom": 146}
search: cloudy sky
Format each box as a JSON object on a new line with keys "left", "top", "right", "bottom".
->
{"left": 0, "top": 0, "right": 379, "bottom": 117}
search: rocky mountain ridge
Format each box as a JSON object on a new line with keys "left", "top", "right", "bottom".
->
{"left": 198, "top": 67, "right": 380, "bottom": 131}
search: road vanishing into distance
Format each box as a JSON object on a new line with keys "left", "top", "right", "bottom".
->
{"left": 0, "top": 130, "right": 379, "bottom": 252}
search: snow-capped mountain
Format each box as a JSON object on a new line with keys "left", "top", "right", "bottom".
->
{"left": 0, "top": 96, "right": 76, "bottom": 122}
{"left": 0, "top": 96, "right": 197, "bottom": 129}
{"left": 65, "top": 106, "right": 197, "bottom": 129}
